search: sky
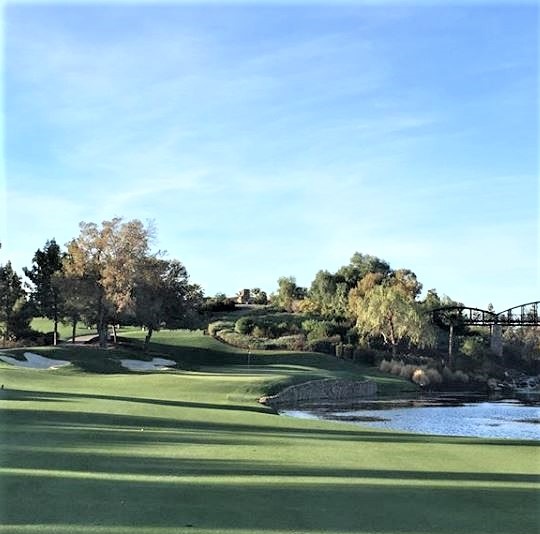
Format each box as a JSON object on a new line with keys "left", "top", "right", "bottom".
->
{"left": 1, "top": 1, "right": 538, "bottom": 312}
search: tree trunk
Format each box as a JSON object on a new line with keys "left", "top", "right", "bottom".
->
{"left": 97, "top": 296, "right": 107, "bottom": 349}
{"left": 71, "top": 318, "right": 77, "bottom": 344}
{"left": 112, "top": 324, "right": 117, "bottom": 344}
{"left": 53, "top": 297, "right": 59, "bottom": 346}
{"left": 448, "top": 324, "right": 454, "bottom": 369}
{"left": 144, "top": 324, "right": 154, "bottom": 353}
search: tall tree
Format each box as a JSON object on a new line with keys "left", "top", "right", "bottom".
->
{"left": 275, "top": 276, "right": 305, "bottom": 312}
{"left": 336, "top": 252, "right": 391, "bottom": 289}
{"left": 133, "top": 257, "right": 202, "bottom": 351}
{"left": 0, "top": 261, "right": 26, "bottom": 343}
{"left": 308, "top": 270, "right": 349, "bottom": 317}
{"left": 24, "top": 239, "right": 64, "bottom": 345}
{"left": 65, "top": 218, "right": 152, "bottom": 348}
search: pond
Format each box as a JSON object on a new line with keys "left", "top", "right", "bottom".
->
{"left": 280, "top": 398, "right": 540, "bottom": 440}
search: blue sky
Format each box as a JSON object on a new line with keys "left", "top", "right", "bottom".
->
{"left": 1, "top": 2, "right": 538, "bottom": 311}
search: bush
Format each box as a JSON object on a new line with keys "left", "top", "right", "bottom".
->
{"left": 275, "top": 334, "right": 306, "bottom": 351}
{"left": 425, "top": 368, "right": 442, "bottom": 385}
{"left": 454, "top": 370, "right": 469, "bottom": 383}
{"left": 379, "top": 359, "right": 392, "bottom": 373}
{"left": 235, "top": 317, "right": 255, "bottom": 335}
{"left": 399, "top": 364, "right": 416, "bottom": 380}
{"left": 306, "top": 335, "right": 341, "bottom": 355}
{"left": 302, "top": 319, "right": 345, "bottom": 342}
{"left": 208, "top": 321, "right": 234, "bottom": 336}
{"left": 252, "top": 325, "right": 266, "bottom": 338}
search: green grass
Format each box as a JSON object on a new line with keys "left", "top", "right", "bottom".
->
{"left": 0, "top": 330, "right": 538, "bottom": 534}
{"left": 30, "top": 317, "right": 97, "bottom": 339}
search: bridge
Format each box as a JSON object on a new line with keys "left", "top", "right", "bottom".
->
{"left": 430, "top": 301, "right": 539, "bottom": 358}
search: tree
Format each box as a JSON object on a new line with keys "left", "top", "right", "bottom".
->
{"left": 275, "top": 276, "right": 305, "bottom": 312}
{"left": 0, "top": 261, "right": 26, "bottom": 343}
{"left": 54, "top": 271, "right": 97, "bottom": 343}
{"left": 65, "top": 218, "right": 153, "bottom": 348}
{"left": 23, "top": 239, "right": 64, "bottom": 345}
{"left": 308, "top": 270, "right": 349, "bottom": 317}
{"left": 350, "top": 284, "right": 432, "bottom": 357}
{"left": 251, "top": 288, "right": 268, "bottom": 305}
{"left": 133, "top": 257, "right": 202, "bottom": 351}
{"left": 336, "top": 252, "right": 390, "bottom": 289}
{"left": 388, "top": 268, "right": 423, "bottom": 299}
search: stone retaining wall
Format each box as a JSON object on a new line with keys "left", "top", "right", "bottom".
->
{"left": 259, "top": 378, "right": 377, "bottom": 408}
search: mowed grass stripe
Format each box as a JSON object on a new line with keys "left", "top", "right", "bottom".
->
{"left": 1, "top": 467, "right": 538, "bottom": 490}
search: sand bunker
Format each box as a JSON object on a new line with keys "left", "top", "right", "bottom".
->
{"left": 120, "top": 358, "right": 177, "bottom": 372}
{"left": 0, "top": 352, "right": 71, "bottom": 370}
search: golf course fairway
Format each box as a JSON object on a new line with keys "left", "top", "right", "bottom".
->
{"left": 0, "top": 331, "right": 538, "bottom": 534}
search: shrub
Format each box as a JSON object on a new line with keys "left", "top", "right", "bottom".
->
{"left": 208, "top": 321, "right": 234, "bottom": 336}
{"left": 275, "top": 334, "right": 306, "bottom": 351}
{"left": 425, "top": 368, "right": 442, "bottom": 384}
{"left": 235, "top": 317, "right": 255, "bottom": 335}
{"left": 454, "top": 370, "right": 469, "bottom": 383}
{"left": 379, "top": 359, "right": 392, "bottom": 373}
{"left": 252, "top": 325, "right": 266, "bottom": 338}
{"left": 442, "top": 367, "right": 455, "bottom": 382}
{"left": 307, "top": 335, "right": 341, "bottom": 354}
{"left": 399, "top": 364, "right": 416, "bottom": 380}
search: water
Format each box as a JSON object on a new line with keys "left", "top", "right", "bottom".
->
{"left": 281, "top": 398, "right": 540, "bottom": 440}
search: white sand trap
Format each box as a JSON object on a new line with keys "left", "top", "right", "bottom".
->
{"left": 120, "top": 358, "right": 177, "bottom": 372}
{"left": 0, "top": 352, "right": 71, "bottom": 370}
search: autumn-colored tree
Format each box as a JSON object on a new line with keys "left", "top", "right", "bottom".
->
{"left": 65, "top": 218, "right": 153, "bottom": 348}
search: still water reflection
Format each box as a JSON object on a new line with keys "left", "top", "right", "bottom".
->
{"left": 281, "top": 399, "right": 539, "bottom": 440}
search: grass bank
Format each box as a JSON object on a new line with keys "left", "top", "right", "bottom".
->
{"left": 0, "top": 330, "right": 538, "bottom": 534}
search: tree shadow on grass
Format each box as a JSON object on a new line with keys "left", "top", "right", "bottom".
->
{"left": 3, "top": 446, "right": 539, "bottom": 485}
{"left": 1, "top": 471, "right": 538, "bottom": 534}
{"left": 1, "top": 404, "right": 538, "bottom": 449}
{"left": 0, "top": 388, "right": 272, "bottom": 414}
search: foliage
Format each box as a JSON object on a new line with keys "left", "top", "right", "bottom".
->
{"left": 132, "top": 257, "right": 201, "bottom": 350}
{"left": 251, "top": 288, "right": 268, "bottom": 305}
{"left": 235, "top": 316, "right": 255, "bottom": 335}
{"left": 274, "top": 276, "right": 306, "bottom": 312}
{"left": 23, "top": 239, "right": 64, "bottom": 345}
{"left": 64, "top": 218, "right": 153, "bottom": 347}
{"left": 203, "top": 294, "right": 237, "bottom": 312}
{"left": 308, "top": 270, "right": 349, "bottom": 317}
{"left": 306, "top": 335, "right": 341, "bottom": 355}
{"left": 208, "top": 320, "right": 235, "bottom": 336}
{"left": 350, "top": 284, "right": 433, "bottom": 356}
{"left": 0, "top": 261, "right": 27, "bottom": 342}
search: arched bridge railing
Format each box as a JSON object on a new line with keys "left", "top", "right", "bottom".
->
{"left": 431, "top": 306, "right": 497, "bottom": 328}
{"left": 497, "top": 301, "right": 539, "bottom": 326}
{"left": 431, "top": 301, "right": 540, "bottom": 328}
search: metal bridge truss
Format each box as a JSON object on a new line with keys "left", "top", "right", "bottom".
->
{"left": 431, "top": 301, "right": 539, "bottom": 328}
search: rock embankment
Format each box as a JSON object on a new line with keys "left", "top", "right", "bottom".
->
{"left": 259, "top": 378, "right": 377, "bottom": 408}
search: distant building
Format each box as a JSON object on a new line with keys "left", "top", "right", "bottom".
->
{"left": 236, "top": 289, "right": 251, "bottom": 304}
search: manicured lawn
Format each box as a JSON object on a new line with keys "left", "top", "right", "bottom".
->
{"left": 30, "top": 317, "right": 97, "bottom": 340}
{"left": 0, "top": 331, "right": 538, "bottom": 534}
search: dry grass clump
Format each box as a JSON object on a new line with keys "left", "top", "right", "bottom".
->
{"left": 425, "top": 368, "right": 442, "bottom": 384}
{"left": 454, "top": 370, "right": 469, "bottom": 383}
{"left": 412, "top": 369, "right": 429, "bottom": 386}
